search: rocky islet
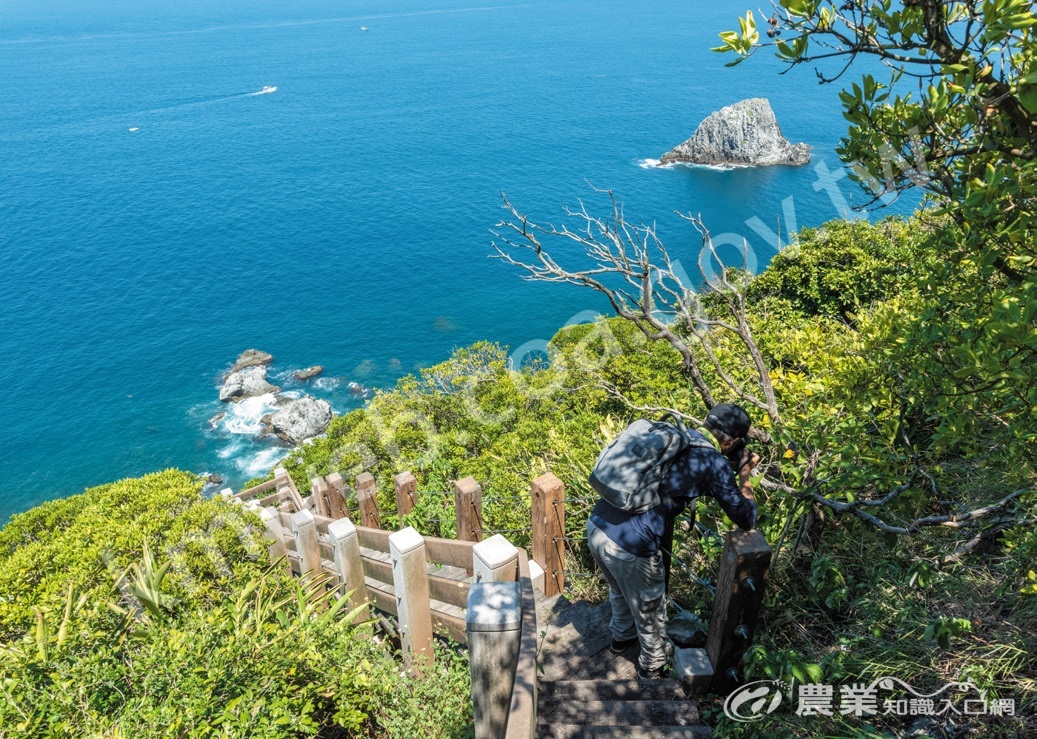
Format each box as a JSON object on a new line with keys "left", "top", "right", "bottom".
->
{"left": 660, "top": 97, "right": 810, "bottom": 168}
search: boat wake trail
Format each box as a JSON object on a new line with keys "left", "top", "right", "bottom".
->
{"left": 11, "top": 87, "right": 278, "bottom": 141}
{"left": 137, "top": 87, "right": 275, "bottom": 115}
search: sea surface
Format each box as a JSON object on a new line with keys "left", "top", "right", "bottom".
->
{"left": 0, "top": 0, "right": 915, "bottom": 523}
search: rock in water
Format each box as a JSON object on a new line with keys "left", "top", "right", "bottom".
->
{"left": 219, "top": 365, "right": 280, "bottom": 402}
{"left": 267, "top": 395, "right": 332, "bottom": 444}
{"left": 230, "top": 349, "right": 274, "bottom": 373}
{"left": 294, "top": 365, "right": 325, "bottom": 381}
{"left": 660, "top": 98, "right": 810, "bottom": 167}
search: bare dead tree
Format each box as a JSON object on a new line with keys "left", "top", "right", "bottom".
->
{"left": 491, "top": 188, "right": 781, "bottom": 427}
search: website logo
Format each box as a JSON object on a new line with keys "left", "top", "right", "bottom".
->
{"left": 722, "top": 680, "right": 789, "bottom": 722}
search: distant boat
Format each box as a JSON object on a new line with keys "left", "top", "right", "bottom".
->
{"left": 259, "top": 85, "right": 277, "bottom": 94}
{"left": 360, "top": 26, "right": 368, "bottom": 31}
{"left": 128, "top": 127, "right": 139, "bottom": 132}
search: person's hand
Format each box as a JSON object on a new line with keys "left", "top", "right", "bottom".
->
{"left": 738, "top": 445, "right": 759, "bottom": 468}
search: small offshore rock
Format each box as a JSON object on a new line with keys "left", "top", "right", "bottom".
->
{"left": 206, "top": 473, "right": 224, "bottom": 486}
{"left": 219, "top": 365, "right": 280, "bottom": 402}
{"left": 347, "top": 381, "right": 370, "bottom": 397}
{"left": 208, "top": 411, "right": 226, "bottom": 428}
{"left": 267, "top": 395, "right": 333, "bottom": 445}
{"left": 230, "top": 349, "right": 274, "bottom": 373}
{"left": 660, "top": 98, "right": 810, "bottom": 167}
{"left": 294, "top": 365, "right": 325, "bottom": 381}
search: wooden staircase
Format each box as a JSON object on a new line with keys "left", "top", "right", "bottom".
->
{"left": 537, "top": 678, "right": 711, "bottom": 738}
{"left": 535, "top": 597, "right": 713, "bottom": 738}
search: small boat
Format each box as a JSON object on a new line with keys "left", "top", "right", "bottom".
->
{"left": 260, "top": 85, "right": 277, "bottom": 94}
{"left": 128, "top": 127, "right": 139, "bottom": 132}
{"left": 360, "top": 26, "right": 368, "bottom": 31}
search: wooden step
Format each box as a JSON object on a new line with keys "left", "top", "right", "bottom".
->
{"left": 537, "top": 723, "right": 712, "bottom": 738}
{"left": 539, "top": 678, "right": 684, "bottom": 702}
{"left": 537, "top": 698, "right": 701, "bottom": 727}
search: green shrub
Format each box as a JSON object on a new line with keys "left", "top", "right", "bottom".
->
{"left": 0, "top": 471, "right": 475, "bottom": 738}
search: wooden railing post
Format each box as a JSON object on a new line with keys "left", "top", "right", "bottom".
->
{"left": 454, "top": 476, "right": 483, "bottom": 543}
{"left": 259, "top": 507, "right": 289, "bottom": 573}
{"left": 309, "top": 476, "right": 328, "bottom": 517}
{"left": 276, "top": 466, "right": 306, "bottom": 512}
{"left": 390, "top": 526, "right": 434, "bottom": 673}
{"left": 467, "top": 580, "right": 522, "bottom": 739}
{"left": 326, "top": 472, "right": 349, "bottom": 519}
{"left": 291, "top": 509, "right": 321, "bottom": 581}
{"left": 706, "top": 530, "right": 772, "bottom": 694}
{"left": 356, "top": 472, "right": 381, "bottom": 529}
{"left": 531, "top": 473, "right": 565, "bottom": 598}
{"left": 473, "top": 534, "right": 518, "bottom": 583}
{"left": 394, "top": 471, "right": 418, "bottom": 526}
{"left": 327, "top": 517, "right": 368, "bottom": 617}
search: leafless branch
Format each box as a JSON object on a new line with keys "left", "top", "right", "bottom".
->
{"left": 596, "top": 380, "right": 704, "bottom": 426}
{"left": 805, "top": 485, "right": 1033, "bottom": 536}
{"left": 491, "top": 190, "right": 781, "bottom": 428}
{"left": 937, "top": 517, "right": 1035, "bottom": 567}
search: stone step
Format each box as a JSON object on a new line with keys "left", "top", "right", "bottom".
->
{"left": 537, "top": 722, "right": 713, "bottom": 738}
{"left": 537, "top": 698, "right": 701, "bottom": 727}
{"left": 539, "top": 678, "right": 684, "bottom": 702}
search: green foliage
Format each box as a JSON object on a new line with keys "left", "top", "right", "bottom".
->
{"left": 715, "top": 0, "right": 1037, "bottom": 280}
{"left": 0, "top": 470, "right": 257, "bottom": 642}
{"left": 744, "top": 643, "right": 823, "bottom": 687}
{"left": 107, "top": 540, "right": 176, "bottom": 623}
{"left": 745, "top": 217, "right": 938, "bottom": 321}
{"left": 4, "top": 207, "right": 1035, "bottom": 736}
{"left": 922, "top": 615, "right": 974, "bottom": 650}
{"left": 0, "top": 472, "right": 474, "bottom": 738}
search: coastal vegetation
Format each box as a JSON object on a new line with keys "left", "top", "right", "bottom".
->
{"left": 274, "top": 206, "right": 1035, "bottom": 736}
{"left": 1, "top": 207, "right": 1032, "bottom": 736}
{"left": 0, "top": 471, "right": 472, "bottom": 737}
{"left": 2, "top": 1, "right": 1035, "bottom": 737}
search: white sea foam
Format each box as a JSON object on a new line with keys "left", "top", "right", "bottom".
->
{"left": 220, "top": 392, "right": 278, "bottom": 435}
{"left": 312, "top": 376, "right": 343, "bottom": 391}
{"left": 690, "top": 162, "right": 743, "bottom": 171}
{"left": 638, "top": 157, "right": 738, "bottom": 172}
{"left": 239, "top": 447, "right": 290, "bottom": 477}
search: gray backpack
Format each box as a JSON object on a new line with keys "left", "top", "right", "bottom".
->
{"left": 589, "top": 414, "right": 715, "bottom": 514}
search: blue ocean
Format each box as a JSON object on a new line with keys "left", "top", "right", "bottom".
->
{"left": 0, "top": 0, "right": 913, "bottom": 522}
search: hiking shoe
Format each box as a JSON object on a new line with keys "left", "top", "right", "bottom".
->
{"left": 609, "top": 637, "right": 639, "bottom": 654}
{"left": 637, "top": 665, "right": 667, "bottom": 680}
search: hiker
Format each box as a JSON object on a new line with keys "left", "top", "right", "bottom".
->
{"left": 586, "top": 403, "right": 760, "bottom": 679}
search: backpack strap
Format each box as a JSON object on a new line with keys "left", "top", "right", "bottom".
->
{"left": 658, "top": 412, "right": 690, "bottom": 451}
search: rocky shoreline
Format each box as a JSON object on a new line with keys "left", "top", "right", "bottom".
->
{"left": 216, "top": 349, "right": 334, "bottom": 445}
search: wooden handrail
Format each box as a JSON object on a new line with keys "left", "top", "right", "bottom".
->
{"left": 233, "top": 477, "right": 279, "bottom": 500}
{"left": 256, "top": 467, "right": 543, "bottom": 691}
{"left": 359, "top": 554, "right": 469, "bottom": 609}
{"left": 504, "top": 548, "right": 538, "bottom": 739}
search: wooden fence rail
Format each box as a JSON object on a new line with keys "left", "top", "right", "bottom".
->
{"left": 230, "top": 462, "right": 771, "bottom": 736}
{"left": 233, "top": 468, "right": 553, "bottom": 597}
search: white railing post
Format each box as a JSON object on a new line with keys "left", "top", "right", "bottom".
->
{"left": 291, "top": 509, "right": 320, "bottom": 580}
{"left": 467, "top": 581, "right": 522, "bottom": 739}
{"left": 473, "top": 534, "right": 518, "bottom": 583}
{"left": 390, "top": 526, "right": 434, "bottom": 673}
{"left": 327, "top": 517, "right": 368, "bottom": 616}
{"left": 259, "top": 506, "right": 289, "bottom": 572}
